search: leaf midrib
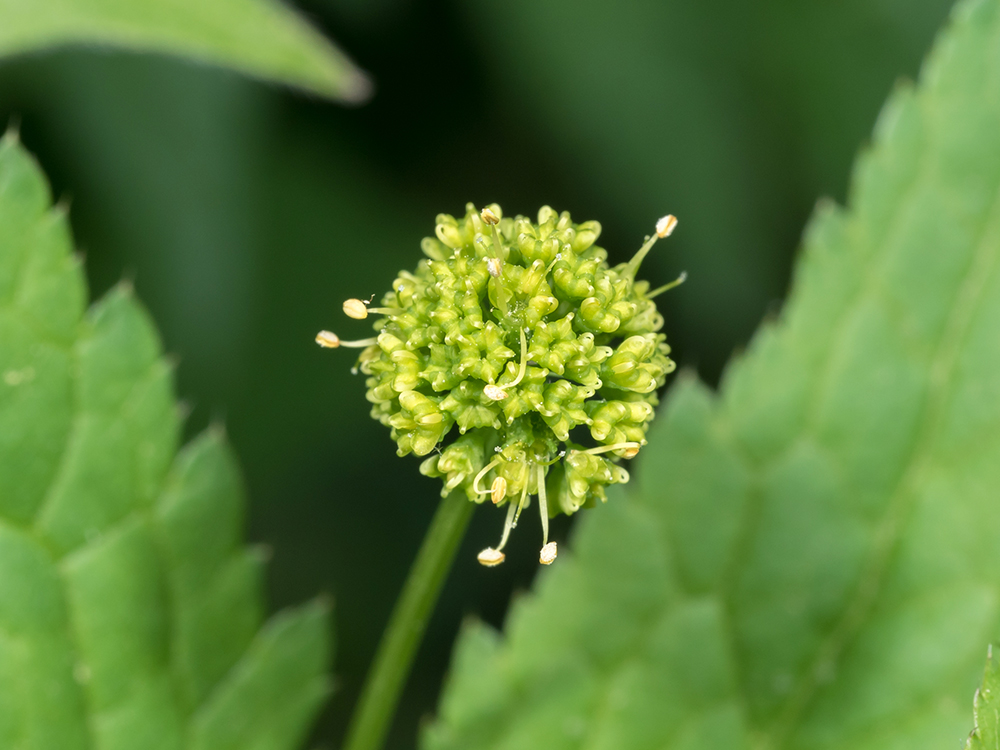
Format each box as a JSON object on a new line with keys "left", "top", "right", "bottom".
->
{"left": 756, "top": 119, "right": 1000, "bottom": 750}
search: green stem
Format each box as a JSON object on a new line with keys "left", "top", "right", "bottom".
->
{"left": 343, "top": 491, "right": 475, "bottom": 750}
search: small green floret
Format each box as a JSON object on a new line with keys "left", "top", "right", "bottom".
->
{"left": 319, "top": 204, "right": 681, "bottom": 564}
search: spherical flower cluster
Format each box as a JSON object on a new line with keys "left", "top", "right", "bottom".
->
{"left": 317, "top": 204, "right": 682, "bottom": 566}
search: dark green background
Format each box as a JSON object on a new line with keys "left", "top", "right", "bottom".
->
{"left": 0, "top": 1, "right": 955, "bottom": 746}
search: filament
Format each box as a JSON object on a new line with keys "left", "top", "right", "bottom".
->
{"left": 504, "top": 328, "right": 529, "bottom": 389}
{"left": 646, "top": 272, "right": 687, "bottom": 299}
{"left": 496, "top": 500, "right": 518, "bottom": 551}
{"left": 537, "top": 464, "right": 550, "bottom": 546}
{"left": 472, "top": 457, "right": 503, "bottom": 494}
{"left": 580, "top": 441, "right": 641, "bottom": 456}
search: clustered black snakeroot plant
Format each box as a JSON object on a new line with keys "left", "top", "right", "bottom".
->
{"left": 317, "top": 204, "right": 682, "bottom": 567}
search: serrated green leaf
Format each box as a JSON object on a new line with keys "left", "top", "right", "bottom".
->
{"left": 0, "top": 134, "right": 332, "bottom": 750}
{"left": 964, "top": 647, "right": 1000, "bottom": 750}
{"left": 427, "top": 1, "right": 1000, "bottom": 749}
{"left": 0, "top": 0, "right": 370, "bottom": 102}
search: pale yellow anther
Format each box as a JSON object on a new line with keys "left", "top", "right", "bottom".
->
{"left": 656, "top": 214, "right": 678, "bottom": 238}
{"left": 343, "top": 298, "right": 369, "bottom": 319}
{"left": 622, "top": 445, "right": 640, "bottom": 459}
{"left": 491, "top": 476, "right": 507, "bottom": 505}
{"left": 486, "top": 257, "right": 502, "bottom": 278}
{"left": 315, "top": 331, "right": 377, "bottom": 349}
{"left": 315, "top": 330, "right": 340, "bottom": 348}
{"left": 539, "top": 542, "right": 558, "bottom": 565}
{"left": 480, "top": 207, "right": 501, "bottom": 226}
{"left": 483, "top": 384, "right": 508, "bottom": 401}
{"left": 477, "top": 547, "right": 505, "bottom": 567}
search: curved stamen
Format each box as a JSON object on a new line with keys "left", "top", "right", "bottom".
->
{"left": 503, "top": 329, "right": 529, "bottom": 389}
{"left": 472, "top": 457, "right": 503, "bottom": 495}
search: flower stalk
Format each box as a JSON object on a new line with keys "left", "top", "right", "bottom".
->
{"left": 342, "top": 491, "right": 474, "bottom": 750}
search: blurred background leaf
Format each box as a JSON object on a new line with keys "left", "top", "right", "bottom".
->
{"left": 427, "top": 0, "right": 1000, "bottom": 746}
{"left": 0, "top": 136, "right": 331, "bottom": 750}
{"left": 0, "top": 0, "right": 965, "bottom": 747}
{"left": 0, "top": 0, "right": 370, "bottom": 101}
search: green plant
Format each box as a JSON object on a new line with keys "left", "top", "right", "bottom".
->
{"left": 1, "top": 0, "right": 1000, "bottom": 749}
{"left": 0, "top": 134, "right": 329, "bottom": 749}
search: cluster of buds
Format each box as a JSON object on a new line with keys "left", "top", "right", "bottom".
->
{"left": 317, "top": 204, "right": 682, "bottom": 566}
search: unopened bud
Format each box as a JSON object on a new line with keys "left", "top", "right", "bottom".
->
{"left": 481, "top": 206, "right": 501, "bottom": 225}
{"left": 655, "top": 214, "right": 678, "bottom": 238}
{"left": 491, "top": 476, "right": 507, "bottom": 505}
{"left": 483, "top": 384, "right": 507, "bottom": 401}
{"left": 343, "top": 299, "right": 369, "bottom": 319}
{"left": 315, "top": 331, "right": 340, "bottom": 348}
{"left": 477, "top": 547, "right": 505, "bottom": 567}
{"left": 539, "top": 542, "right": 558, "bottom": 565}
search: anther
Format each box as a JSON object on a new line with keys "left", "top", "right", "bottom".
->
{"left": 539, "top": 542, "right": 558, "bottom": 565}
{"left": 486, "top": 257, "right": 502, "bottom": 278}
{"left": 483, "top": 384, "right": 508, "bottom": 401}
{"left": 315, "top": 331, "right": 378, "bottom": 349}
{"left": 656, "top": 214, "right": 678, "bottom": 238}
{"left": 491, "top": 476, "right": 507, "bottom": 505}
{"left": 477, "top": 548, "right": 505, "bottom": 567}
{"left": 480, "top": 207, "right": 500, "bottom": 226}
{"left": 343, "top": 299, "right": 369, "bottom": 319}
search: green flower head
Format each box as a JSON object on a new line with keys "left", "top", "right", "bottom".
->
{"left": 317, "top": 204, "right": 683, "bottom": 566}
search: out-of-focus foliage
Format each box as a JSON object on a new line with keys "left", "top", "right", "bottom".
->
{"left": 0, "top": 134, "right": 331, "bottom": 750}
{"left": 427, "top": 0, "right": 1000, "bottom": 747}
{"left": 0, "top": 0, "right": 369, "bottom": 101}
{"left": 964, "top": 647, "right": 1000, "bottom": 750}
{"left": 0, "top": 0, "right": 968, "bottom": 747}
